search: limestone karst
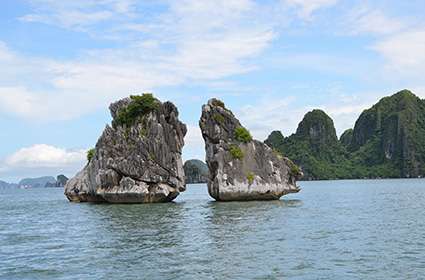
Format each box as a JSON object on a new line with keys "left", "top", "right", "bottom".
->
{"left": 64, "top": 94, "right": 187, "bottom": 203}
{"left": 199, "top": 98, "right": 302, "bottom": 201}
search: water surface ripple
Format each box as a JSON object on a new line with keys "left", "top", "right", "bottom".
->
{"left": 1, "top": 179, "right": 425, "bottom": 279}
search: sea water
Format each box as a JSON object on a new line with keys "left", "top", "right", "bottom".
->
{"left": 1, "top": 179, "right": 424, "bottom": 279}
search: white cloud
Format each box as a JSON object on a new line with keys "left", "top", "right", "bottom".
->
{"left": 1, "top": 1, "right": 279, "bottom": 121}
{"left": 339, "top": 4, "right": 425, "bottom": 91}
{"left": 236, "top": 96, "right": 301, "bottom": 139}
{"left": 0, "top": 144, "right": 87, "bottom": 180}
{"left": 182, "top": 125, "right": 205, "bottom": 161}
{"left": 285, "top": 0, "right": 338, "bottom": 19}
{"left": 346, "top": 7, "right": 405, "bottom": 35}
{"left": 372, "top": 30, "right": 425, "bottom": 76}
{"left": 4, "top": 144, "right": 85, "bottom": 168}
{"left": 20, "top": 0, "right": 136, "bottom": 30}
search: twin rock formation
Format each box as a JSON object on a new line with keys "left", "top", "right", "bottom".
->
{"left": 65, "top": 95, "right": 301, "bottom": 203}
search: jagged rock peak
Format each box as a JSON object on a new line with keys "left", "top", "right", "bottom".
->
{"left": 199, "top": 98, "right": 302, "bottom": 201}
{"left": 64, "top": 93, "right": 187, "bottom": 203}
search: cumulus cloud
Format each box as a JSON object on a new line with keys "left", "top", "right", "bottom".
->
{"left": 0, "top": 144, "right": 87, "bottom": 180}
{"left": 4, "top": 144, "right": 85, "bottom": 168}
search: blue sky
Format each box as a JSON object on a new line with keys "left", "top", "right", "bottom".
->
{"left": 0, "top": 0, "right": 424, "bottom": 182}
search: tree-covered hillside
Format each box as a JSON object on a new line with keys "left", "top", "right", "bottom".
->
{"left": 184, "top": 159, "right": 208, "bottom": 184}
{"left": 265, "top": 90, "right": 425, "bottom": 180}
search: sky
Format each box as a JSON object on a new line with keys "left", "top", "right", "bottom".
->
{"left": 0, "top": 0, "right": 424, "bottom": 182}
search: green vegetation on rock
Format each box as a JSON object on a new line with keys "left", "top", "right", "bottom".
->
{"left": 265, "top": 90, "right": 425, "bottom": 180}
{"left": 213, "top": 113, "right": 225, "bottom": 124}
{"left": 235, "top": 126, "right": 252, "bottom": 143}
{"left": 211, "top": 99, "right": 226, "bottom": 109}
{"left": 87, "top": 148, "right": 95, "bottom": 162}
{"left": 339, "top": 128, "right": 353, "bottom": 148}
{"left": 115, "top": 93, "right": 160, "bottom": 127}
{"left": 246, "top": 172, "right": 255, "bottom": 184}
{"left": 265, "top": 131, "right": 284, "bottom": 148}
{"left": 229, "top": 144, "right": 244, "bottom": 160}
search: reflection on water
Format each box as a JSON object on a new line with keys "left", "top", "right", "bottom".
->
{"left": 1, "top": 179, "right": 425, "bottom": 279}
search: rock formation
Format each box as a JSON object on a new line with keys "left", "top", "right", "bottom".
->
{"left": 199, "top": 98, "right": 302, "bottom": 201}
{"left": 64, "top": 94, "right": 187, "bottom": 203}
{"left": 55, "top": 175, "right": 68, "bottom": 188}
{"left": 184, "top": 159, "right": 208, "bottom": 184}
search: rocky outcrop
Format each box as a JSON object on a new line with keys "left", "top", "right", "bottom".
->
{"left": 55, "top": 175, "right": 68, "bottom": 188}
{"left": 184, "top": 159, "right": 208, "bottom": 184}
{"left": 199, "top": 99, "right": 302, "bottom": 201}
{"left": 64, "top": 94, "right": 187, "bottom": 203}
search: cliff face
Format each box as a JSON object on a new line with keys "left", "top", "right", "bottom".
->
{"left": 64, "top": 94, "right": 187, "bottom": 203}
{"left": 265, "top": 90, "right": 425, "bottom": 180}
{"left": 295, "top": 109, "right": 339, "bottom": 155}
{"left": 348, "top": 90, "right": 425, "bottom": 178}
{"left": 184, "top": 159, "right": 208, "bottom": 184}
{"left": 339, "top": 129, "right": 353, "bottom": 148}
{"left": 200, "top": 99, "right": 301, "bottom": 201}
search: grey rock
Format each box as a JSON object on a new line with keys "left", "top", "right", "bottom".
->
{"left": 65, "top": 95, "right": 187, "bottom": 203}
{"left": 199, "top": 98, "right": 302, "bottom": 201}
{"left": 56, "top": 175, "right": 68, "bottom": 188}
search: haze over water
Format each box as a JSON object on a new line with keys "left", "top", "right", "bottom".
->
{"left": 1, "top": 179, "right": 425, "bottom": 279}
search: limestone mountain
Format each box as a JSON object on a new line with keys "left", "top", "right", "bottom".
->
{"left": 183, "top": 159, "right": 208, "bottom": 184}
{"left": 265, "top": 109, "right": 348, "bottom": 180}
{"left": 19, "top": 176, "right": 56, "bottom": 188}
{"left": 55, "top": 175, "right": 69, "bottom": 188}
{"left": 264, "top": 130, "right": 285, "bottom": 148}
{"left": 0, "top": 180, "right": 16, "bottom": 189}
{"left": 265, "top": 90, "right": 425, "bottom": 180}
{"left": 347, "top": 90, "right": 425, "bottom": 178}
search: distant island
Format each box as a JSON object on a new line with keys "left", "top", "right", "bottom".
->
{"left": 184, "top": 159, "right": 208, "bottom": 184}
{"left": 265, "top": 90, "right": 425, "bottom": 180}
{"left": 0, "top": 175, "right": 68, "bottom": 189}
